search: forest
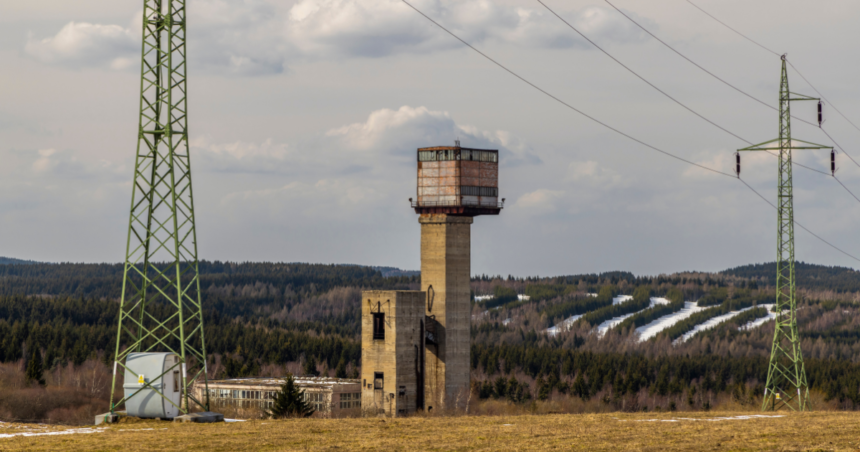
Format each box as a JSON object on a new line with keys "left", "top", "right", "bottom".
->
{"left": 1, "top": 259, "right": 860, "bottom": 423}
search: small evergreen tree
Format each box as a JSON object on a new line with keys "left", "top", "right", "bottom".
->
{"left": 25, "top": 349, "right": 45, "bottom": 386}
{"left": 43, "top": 345, "right": 57, "bottom": 371}
{"left": 266, "top": 374, "right": 314, "bottom": 418}
{"left": 224, "top": 355, "right": 241, "bottom": 378}
{"left": 334, "top": 358, "right": 347, "bottom": 378}
{"left": 303, "top": 354, "right": 319, "bottom": 376}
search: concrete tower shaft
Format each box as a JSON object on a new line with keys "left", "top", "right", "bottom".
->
{"left": 420, "top": 214, "right": 473, "bottom": 411}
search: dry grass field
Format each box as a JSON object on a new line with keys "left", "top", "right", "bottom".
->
{"left": 1, "top": 411, "right": 859, "bottom": 451}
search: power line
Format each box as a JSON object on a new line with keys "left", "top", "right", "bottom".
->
{"left": 787, "top": 61, "right": 860, "bottom": 134}
{"left": 821, "top": 126, "right": 860, "bottom": 169}
{"left": 604, "top": 0, "right": 817, "bottom": 129}
{"left": 677, "top": 1, "right": 860, "bottom": 198}
{"left": 536, "top": 0, "right": 752, "bottom": 146}
{"left": 683, "top": 0, "right": 860, "bottom": 138}
{"left": 685, "top": 0, "right": 781, "bottom": 57}
{"left": 737, "top": 178, "right": 860, "bottom": 262}
{"left": 399, "top": 0, "right": 731, "bottom": 178}
{"left": 399, "top": 0, "right": 860, "bottom": 264}
{"left": 540, "top": 0, "right": 860, "bottom": 203}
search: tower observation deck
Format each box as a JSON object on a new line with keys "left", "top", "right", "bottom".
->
{"left": 412, "top": 146, "right": 503, "bottom": 216}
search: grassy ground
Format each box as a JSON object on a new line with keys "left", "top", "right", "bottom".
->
{"left": 1, "top": 411, "right": 859, "bottom": 451}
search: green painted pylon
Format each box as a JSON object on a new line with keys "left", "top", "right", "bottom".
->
{"left": 738, "top": 55, "right": 832, "bottom": 411}
{"left": 109, "top": 0, "right": 210, "bottom": 414}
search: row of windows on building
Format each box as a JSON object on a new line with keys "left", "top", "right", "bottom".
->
{"left": 340, "top": 393, "right": 361, "bottom": 410}
{"left": 418, "top": 149, "right": 498, "bottom": 163}
{"left": 460, "top": 186, "right": 498, "bottom": 197}
{"left": 208, "top": 388, "right": 361, "bottom": 411}
{"left": 212, "top": 389, "right": 277, "bottom": 400}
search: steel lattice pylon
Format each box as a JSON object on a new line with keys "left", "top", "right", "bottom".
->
{"left": 110, "top": 0, "right": 209, "bottom": 414}
{"left": 738, "top": 55, "right": 831, "bottom": 411}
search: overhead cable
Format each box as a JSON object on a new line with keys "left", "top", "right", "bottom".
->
{"left": 535, "top": 0, "right": 752, "bottom": 145}
{"left": 679, "top": 1, "right": 860, "bottom": 188}
{"left": 604, "top": 0, "right": 816, "bottom": 129}
{"left": 399, "top": 0, "right": 860, "bottom": 263}
{"left": 400, "top": 0, "right": 730, "bottom": 178}
{"left": 787, "top": 61, "right": 860, "bottom": 134}
{"left": 821, "top": 127, "right": 860, "bottom": 169}
{"left": 540, "top": 0, "right": 860, "bottom": 201}
{"left": 685, "top": 0, "right": 781, "bottom": 57}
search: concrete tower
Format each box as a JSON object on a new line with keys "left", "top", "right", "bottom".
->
{"left": 413, "top": 145, "right": 502, "bottom": 411}
{"left": 360, "top": 290, "right": 426, "bottom": 417}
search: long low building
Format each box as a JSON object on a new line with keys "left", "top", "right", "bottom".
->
{"left": 198, "top": 377, "right": 362, "bottom": 417}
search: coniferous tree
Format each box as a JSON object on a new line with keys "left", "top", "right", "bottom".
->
{"left": 266, "top": 374, "right": 314, "bottom": 418}
{"left": 43, "top": 345, "right": 57, "bottom": 371}
{"left": 303, "top": 354, "right": 319, "bottom": 376}
{"left": 25, "top": 349, "right": 45, "bottom": 386}
{"left": 335, "top": 358, "right": 347, "bottom": 378}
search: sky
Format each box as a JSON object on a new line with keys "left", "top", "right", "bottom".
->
{"left": 1, "top": 0, "right": 859, "bottom": 276}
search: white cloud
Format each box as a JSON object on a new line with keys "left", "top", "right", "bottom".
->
{"left": 25, "top": 21, "right": 138, "bottom": 69}
{"left": 24, "top": 2, "right": 646, "bottom": 75}
{"left": 514, "top": 188, "right": 565, "bottom": 214}
{"left": 566, "top": 160, "right": 629, "bottom": 188}
{"left": 326, "top": 105, "right": 456, "bottom": 152}
{"left": 30, "top": 148, "right": 125, "bottom": 180}
{"left": 32, "top": 149, "right": 58, "bottom": 173}
{"left": 325, "top": 106, "right": 543, "bottom": 169}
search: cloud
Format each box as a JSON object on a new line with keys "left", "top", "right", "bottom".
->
{"left": 32, "top": 149, "right": 58, "bottom": 173}
{"left": 571, "top": 6, "right": 650, "bottom": 45}
{"left": 325, "top": 106, "right": 543, "bottom": 169}
{"left": 192, "top": 137, "right": 298, "bottom": 174}
{"left": 566, "top": 160, "right": 629, "bottom": 188}
{"left": 30, "top": 148, "right": 125, "bottom": 180}
{"left": 195, "top": 105, "right": 537, "bottom": 223}
{"left": 513, "top": 188, "right": 565, "bottom": 214}
{"left": 24, "top": 21, "right": 138, "bottom": 70}
{"left": 24, "top": 2, "right": 647, "bottom": 75}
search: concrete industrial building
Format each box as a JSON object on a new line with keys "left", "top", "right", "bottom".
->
{"left": 360, "top": 290, "right": 426, "bottom": 416}
{"left": 200, "top": 377, "right": 362, "bottom": 417}
{"left": 362, "top": 144, "right": 502, "bottom": 417}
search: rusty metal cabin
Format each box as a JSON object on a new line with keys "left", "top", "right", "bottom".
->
{"left": 413, "top": 146, "right": 502, "bottom": 216}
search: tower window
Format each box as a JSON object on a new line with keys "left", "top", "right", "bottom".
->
{"left": 372, "top": 312, "right": 385, "bottom": 340}
{"left": 374, "top": 372, "right": 384, "bottom": 390}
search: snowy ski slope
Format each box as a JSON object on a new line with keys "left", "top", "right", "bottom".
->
{"left": 596, "top": 297, "right": 670, "bottom": 336}
{"left": 675, "top": 304, "right": 774, "bottom": 343}
{"left": 635, "top": 301, "right": 706, "bottom": 342}
{"left": 545, "top": 295, "right": 633, "bottom": 336}
{"left": 738, "top": 304, "right": 777, "bottom": 330}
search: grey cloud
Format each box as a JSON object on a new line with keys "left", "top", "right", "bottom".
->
{"left": 24, "top": 21, "right": 138, "bottom": 70}
{"left": 23, "top": 1, "right": 648, "bottom": 75}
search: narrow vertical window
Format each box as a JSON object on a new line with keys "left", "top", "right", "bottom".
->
{"left": 372, "top": 312, "right": 385, "bottom": 340}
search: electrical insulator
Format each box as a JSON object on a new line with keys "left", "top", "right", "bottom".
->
{"left": 735, "top": 152, "right": 741, "bottom": 178}
{"left": 818, "top": 101, "right": 823, "bottom": 127}
{"left": 831, "top": 149, "right": 836, "bottom": 176}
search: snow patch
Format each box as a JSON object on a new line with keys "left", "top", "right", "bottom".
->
{"left": 675, "top": 305, "right": 772, "bottom": 343}
{"left": 739, "top": 305, "right": 776, "bottom": 331}
{"left": 634, "top": 415, "right": 784, "bottom": 423}
{"left": 635, "top": 301, "right": 706, "bottom": 342}
{"left": 0, "top": 427, "right": 106, "bottom": 439}
{"left": 612, "top": 295, "right": 633, "bottom": 305}
{"left": 545, "top": 314, "right": 584, "bottom": 336}
{"left": 597, "top": 297, "right": 668, "bottom": 336}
